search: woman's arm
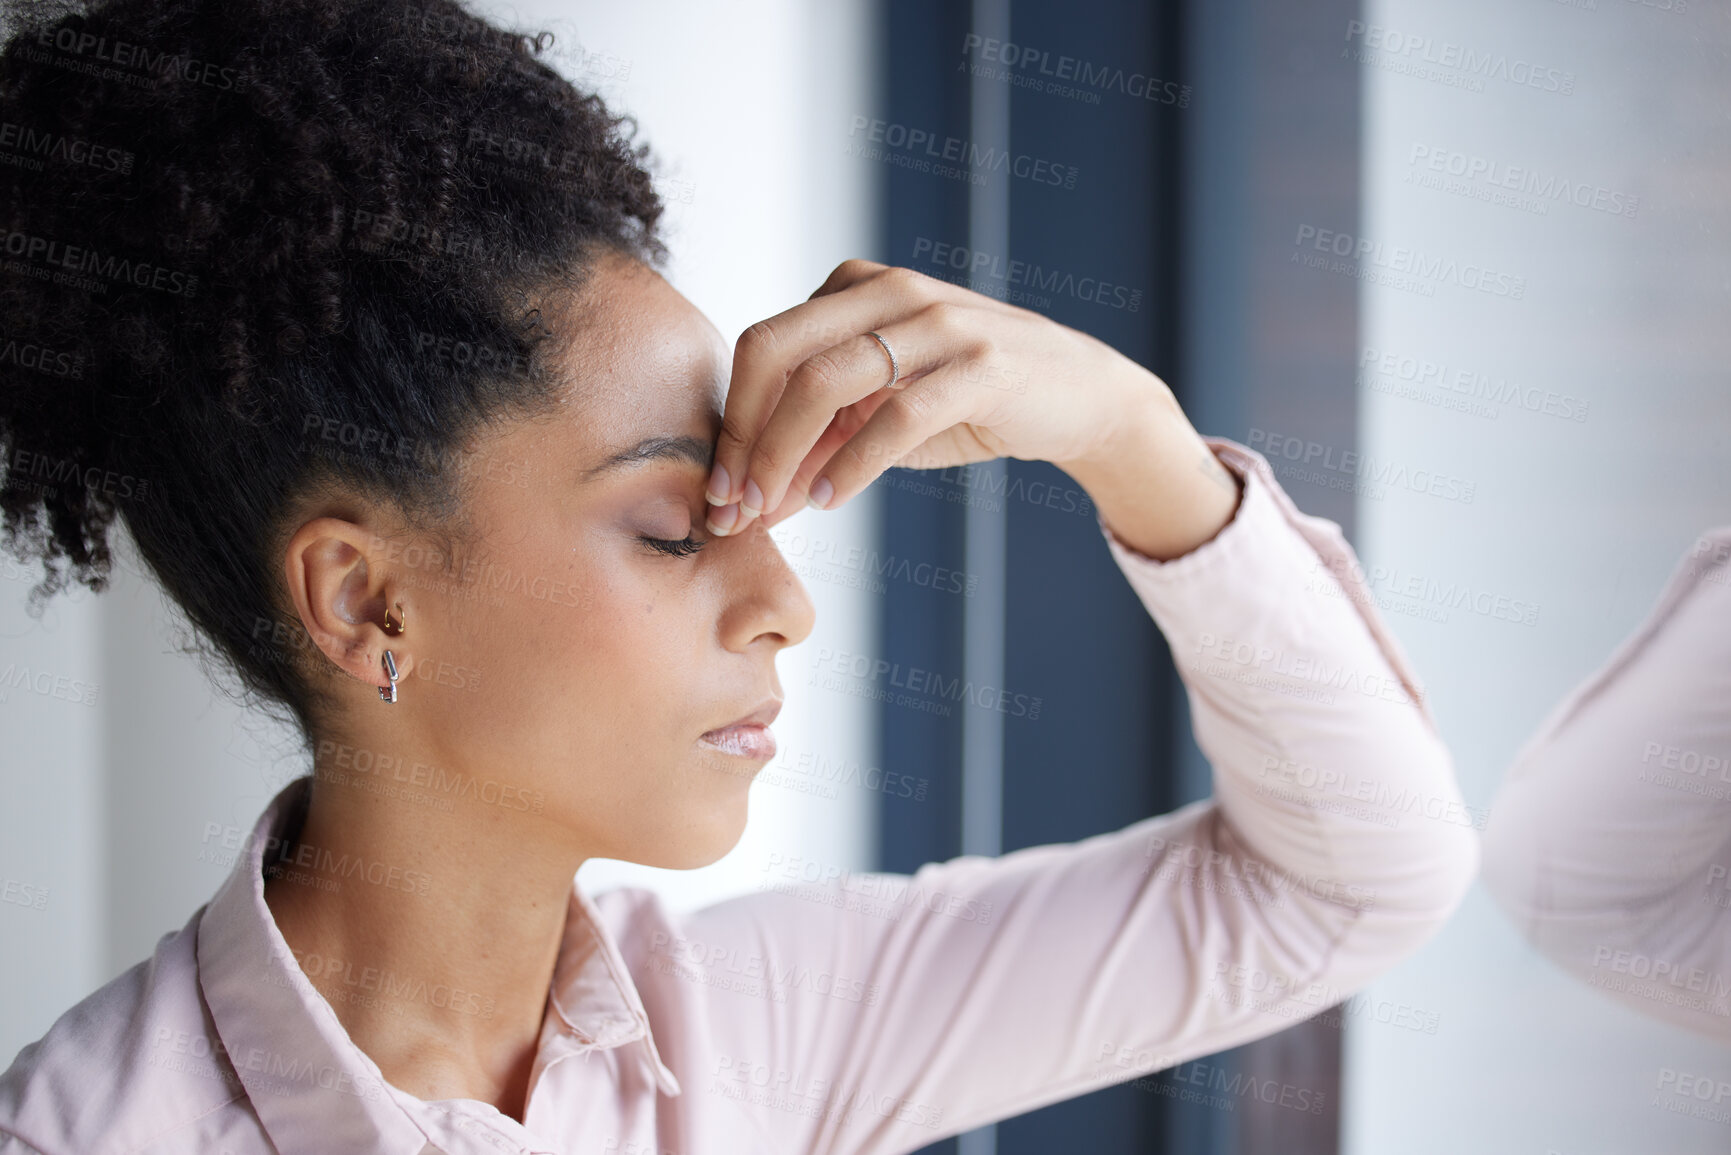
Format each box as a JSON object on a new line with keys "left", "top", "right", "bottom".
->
{"left": 1481, "top": 529, "right": 1731, "bottom": 1039}
{"left": 610, "top": 432, "right": 1477, "bottom": 1155}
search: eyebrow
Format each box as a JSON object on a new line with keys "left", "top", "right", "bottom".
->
{"left": 580, "top": 434, "right": 716, "bottom": 482}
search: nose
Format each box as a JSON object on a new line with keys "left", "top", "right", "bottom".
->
{"left": 717, "top": 516, "right": 816, "bottom": 653}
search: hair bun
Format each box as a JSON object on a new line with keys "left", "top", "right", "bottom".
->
{"left": 1, "top": 0, "right": 665, "bottom": 736}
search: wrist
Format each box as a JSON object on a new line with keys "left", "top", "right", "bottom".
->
{"left": 1055, "top": 369, "right": 1179, "bottom": 480}
{"left": 1060, "top": 376, "right": 1243, "bottom": 562}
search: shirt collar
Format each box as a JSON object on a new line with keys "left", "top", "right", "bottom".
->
{"left": 545, "top": 881, "right": 683, "bottom": 1097}
{"left": 196, "top": 775, "right": 679, "bottom": 1155}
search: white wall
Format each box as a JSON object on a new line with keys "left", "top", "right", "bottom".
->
{"left": 1345, "top": 2, "right": 1731, "bottom": 1151}
{"left": 0, "top": 557, "right": 104, "bottom": 1060}
{"left": 0, "top": 0, "right": 881, "bottom": 1064}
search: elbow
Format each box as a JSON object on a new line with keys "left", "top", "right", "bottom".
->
{"left": 1427, "top": 823, "right": 1481, "bottom": 923}
{"left": 1358, "top": 743, "right": 1483, "bottom": 943}
{"left": 1400, "top": 820, "right": 1479, "bottom": 923}
{"left": 1354, "top": 822, "right": 1481, "bottom": 960}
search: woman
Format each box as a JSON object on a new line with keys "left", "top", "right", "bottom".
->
{"left": 1482, "top": 528, "right": 1731, "bottom": 1040}
{"left": 0, "top": 0, "right": 1477, "bottom": 1151}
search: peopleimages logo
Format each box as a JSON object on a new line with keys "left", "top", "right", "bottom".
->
{"left": 1342, "top": 20, "right": 1576, "bottom": 95}
{"left": 1247, "top": 428, "right": 1477, "bottom": 506}
{"left": 959, "top": 34, "right": 1191, "bottom": 107}
{"left": 1293, "top": 225, "right": 1525, "bottom": 300}
{"left": 0, "top": 121, "right": 134, "bottom": 175}
{"left": 810, "top": 645, "right": 1044, "bottom": 720}
{"left": 910, "top": 237, "right": 1143, "bottom": 312}
{"left": 1407, "top": 144, "right": 1638, "bottom": 219}
{"left": 846, "top": 115, "right": 1079, "bottom": 190}
{"left": 1, "top": 228, "right": 198, "bottom": 297}
{"left": 1358, "top": 346, "right": 1590, "bottom": 423}
{"left": 0, "top": 329, "right": 84, "bottom": 379}
{"left": 0, "top": 878, "right": 48, "bottom": 911}
{"left": 27, "top": 27, "right": 243, "bottom": 92}
{"left": 1590, "top": 946, "right": 1731, "bottom": 998}
{"left": 150, "top": 1027, "right": 384, "bottom": 1101}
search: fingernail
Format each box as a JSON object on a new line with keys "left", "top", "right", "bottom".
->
{"left": 706, "top": 463, "right": 730, "bottom": 506}
{"left": 741, "top": 477, "right": 764, "bottom": 516}
{"left": 807, "top": 477, "right": 834, "bottom": 510}
{"left": 707, "top": 503, "right": 739, "bottom": 535}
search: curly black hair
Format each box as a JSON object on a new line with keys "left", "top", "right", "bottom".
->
{"left": 0, "top": 0, "right": 667, "bottom": 742}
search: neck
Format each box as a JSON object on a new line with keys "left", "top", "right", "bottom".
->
{"left": 263, "top": 760, "right": 581, "bottom": 1123}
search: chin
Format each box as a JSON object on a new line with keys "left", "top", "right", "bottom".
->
{"left": 671, "top": 801, "right": 752, "bottom": 870}
{"left": 622, "top": 795, "right": 752, "bottom": 871}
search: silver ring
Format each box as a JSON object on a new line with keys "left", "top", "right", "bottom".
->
{"left": 866, "top": 330, "right": 900, "bottom": 390}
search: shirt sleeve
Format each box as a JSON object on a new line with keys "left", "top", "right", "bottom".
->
{"left": 630, "top": 437, "right": 1479, "bottom": 1155}
{"left": 1480, "top": 526, "right": 1731, "bottom": 1040}
{"left": 0, "top": 1128, "right": 51, "bottom": 1155}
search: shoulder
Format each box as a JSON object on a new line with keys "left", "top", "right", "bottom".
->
{"left": 0, "top": 907, "right": 269, "bottom": 1155}
{"left": 589, "top": 884, "right": 690, "bottom": 970}
{"left": 589, "top": 883, "right": 786, "bottom": 973}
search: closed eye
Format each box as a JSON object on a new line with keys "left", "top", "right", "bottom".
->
{"left": 639, "top": 533, "right": 706, "bottom": 558}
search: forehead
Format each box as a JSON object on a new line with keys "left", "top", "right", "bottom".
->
{"left": 547, "top": 253, "right": 728, "bottom": 436}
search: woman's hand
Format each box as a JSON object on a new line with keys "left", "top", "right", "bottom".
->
{"left": 706, "top": 258, "right": 1240, "bottom": 560}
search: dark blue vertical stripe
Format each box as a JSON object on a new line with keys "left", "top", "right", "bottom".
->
{"left": 873, "top": 0, "right": 1356, "bottom": 1151}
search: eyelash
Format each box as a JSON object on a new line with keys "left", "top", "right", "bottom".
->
{"left": 639, "top": 533, "right": 706, "bottom": 558}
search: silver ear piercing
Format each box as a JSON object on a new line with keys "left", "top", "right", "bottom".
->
{"left": 379, "top": 600, "right": 405, "bottom": 704}
{"left": 379, "top": 649, "right": 399, "bottom": 703}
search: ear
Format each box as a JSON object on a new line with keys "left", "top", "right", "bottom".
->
{"left": 281, "top": 516, "right": 412, "bottom": 696}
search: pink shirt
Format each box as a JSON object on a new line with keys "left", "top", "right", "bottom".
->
{"left": 0, "top": 438, "right": 1478, "bottom": 1155}
{"left": 1482, "top": 525, "right": 1731, "bottom": 1039}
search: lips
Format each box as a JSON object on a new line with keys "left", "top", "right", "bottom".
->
{"left": 707, "top": 698, "right": 782, "bottom": 732}
{"left": 699, "top": 697, "right": 782, "bottom": 760}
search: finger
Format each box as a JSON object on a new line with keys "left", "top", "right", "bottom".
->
{"left": 708, "top": 264, "right": 943, "bottom": 512}
{"left": 720, "top": 317, "right": 963, "bottom": 536}
{"left": 754, "top": 389, "right": 899, "bottom": 532}
{"left": 801, "top": 361, "right": 976, "bottom": 514}
{"left": 807, "top": 257, "right": 889, "bottom": 300}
